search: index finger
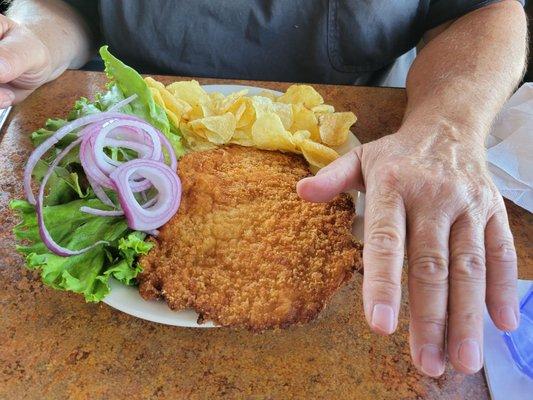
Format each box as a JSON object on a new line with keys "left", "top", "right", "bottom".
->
{"left": 363, "top": 185, "right": 406, "bottom": 335}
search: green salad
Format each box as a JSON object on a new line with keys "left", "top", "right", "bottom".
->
{"left": 11, "top": 46, "right": 184, "bottom": 302}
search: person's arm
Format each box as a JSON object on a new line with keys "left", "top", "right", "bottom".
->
{"left": 297, "top": 0, "right": 527, "bottom": 377}
{"left": 0, "top": 0, "right": 93, "bottom": 106}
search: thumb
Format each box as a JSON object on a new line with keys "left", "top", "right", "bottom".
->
{"left": 297, "top": 147, "right": 365, "bottom": 203}
{"left": 0, "top": 15, "right": 35, "bottom": 83}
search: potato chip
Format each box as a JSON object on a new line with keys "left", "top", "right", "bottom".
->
{"left": 250, "top": 96, "right": 272, "bottom": 116}
{"left": 252, "top": 113, "right": 295, "bottom": 152}
{"left": 312, "top": 104, "right": 335, "bottom": 114}
{"left": 145, "top": 76, "right": 166, "bottom": 90}
{"left": 160, "top": 89, "right": 192, "bottom": 123}
{"left": 318, "top": 112, "right": 356, "bottom": 146}
{"left": 146, "top": 77, "right": 355, "bottom": 168}
{"left": 189, "top": 112, "right": 236, "bottom": 144}
{"left": 228, "top": 97, "right": 255, "bottom": 129}
{"left": 199, "top": 90, "right": 248, "bottom": 119}
{"left": 199, "top": 97, "right": 216, "bottom": 118}
{"left": 217, "top": 89, "right": 248, "bottom": 113}
{"left": 147, "top": 77, "right": 193, "bottom": 126}
{"left": 149, "top": 87, "right": 181, "bottom": 128}
{"left": 297, "top": 138, "right": 339, "bottom": 168}
{"left": 230, "top": 129, "right": 254, "bottom": 147}
{"left": 166, "top": 80, "right": 209, "bottom": 106}
{"left": 184, "top": 103, "right": 207, "bottom": 122}
{"left": 272, "top": 102, "right": 293, "bottom": 130}
{"left": 292, "top": 130, "right": 311, "bottom": 143}
{"left": 278, "top": 84, "right": 324, "bottom": 108}
{"left": 251, "top": 96, "right": 293, "bottom": 129}
{"left": 257, "top": 90, "right": 278, "bottom": 101}
{"left": 290, "top": 103, "right": 320, "bottom": 141}
{"left": 180, "top": 122, "right": 219, "bottom": 152}
{"left": 208, "top": 92, "right": 225, "bottom": 103}
{"left": 231, "top": 100, "right": 247, "bottom": 121}
{"left": 149, "top": 86, "right": 165, "bottom": 107}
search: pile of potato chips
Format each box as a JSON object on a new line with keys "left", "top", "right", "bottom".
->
{"left": 145, "top": 77, "right": 356, "bottom": 168}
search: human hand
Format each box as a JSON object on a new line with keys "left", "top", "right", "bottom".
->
{"left": 0, "top": 13, "right": 54, "bottom": 107}
{"left": 297, "top": 125, "right": 518, "bottom": 377}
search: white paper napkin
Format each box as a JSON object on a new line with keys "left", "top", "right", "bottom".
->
{"left": 487, "top": 83, "right": 533, "bottom": 213}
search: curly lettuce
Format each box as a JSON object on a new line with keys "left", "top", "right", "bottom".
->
{"left": 12, "top": 199, "right": 153, "bottom": 302}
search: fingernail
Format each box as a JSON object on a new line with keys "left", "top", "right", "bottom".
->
{"left": 371, "top": 304, "right": 395, "bottom": 334}
{"left": 419, "top": 344, "right": 445, "bottom": 377}
{"left": 499, "top": 306, "right": 518, "bottom": 331}
{"left": 458, "top": 339, "right": 482, "bottom": 372}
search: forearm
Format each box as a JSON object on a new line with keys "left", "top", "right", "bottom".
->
{"left": 7, "top": 0, "right": 93, "bottom": 79}
{"left": 403, "top": 0, "right": 527, "bottom": 145}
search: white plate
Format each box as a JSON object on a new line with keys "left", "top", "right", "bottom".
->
{"left": 103, "top": 84, "right": 364, "bottom": 327}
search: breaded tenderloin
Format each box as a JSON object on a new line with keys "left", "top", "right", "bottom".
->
{"left": 138, "top": 145, "right": 362, "bottom": 330}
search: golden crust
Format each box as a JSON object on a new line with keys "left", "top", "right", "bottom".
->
{"left": 138, "top": 145, "right": 362, "bottom": 330}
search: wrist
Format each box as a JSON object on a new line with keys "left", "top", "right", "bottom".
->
{"left": 397, "top": 112, "right": 487, "bottom": 149}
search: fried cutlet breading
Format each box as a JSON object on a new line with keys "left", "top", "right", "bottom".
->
{"left": 138, "top": 145, "right": 362, "bottom": 330}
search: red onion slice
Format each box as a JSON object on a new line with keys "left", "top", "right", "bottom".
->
{"left": 79, "top": 119, "right": 169, "bottom": 193}
{"left": 24, "top": 111, "right": 145, "bottom": 204}
{"left": 80, "top": 128, "right": 114, "bottom": 189}
{"left": 108, "top": 126, "right": 156, "bottom": 150}
{"left": 80, "top": 193, "right": 158, "bottom": 217}
{"left": 36, "top": 137, "right": 109, "bottom": 256}
{"left": 107, "top": 94, "right": 138, "bottom": 113}
{"left": 25, "top": 109, "right": 182, "bottom": 255}
{"left": 102, "top": 138, "right": 153, "bottom": 166}
{"left": 155, "top": 129, "right": 178, "bottom": 172}
{"left": 110, "top": 159, "right": 181, "bottom": 231}
{"left": 93, "top": 120, "right": 162, "bottom": 175}
{"left": 87, "top": 175, "right": 115, "bottom": 207}
{"left": 79, "top": 206, "right": 124, "bottom": 217}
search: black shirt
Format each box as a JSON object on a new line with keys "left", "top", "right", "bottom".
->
{"left": 65, "top": 0, "right": 516, "bottom": 86}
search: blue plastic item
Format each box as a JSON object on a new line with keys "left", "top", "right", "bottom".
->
{"left": 503, "top": 283, "right": 533, "bottom": 379}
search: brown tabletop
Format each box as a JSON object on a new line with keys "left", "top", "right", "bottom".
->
{"left": 0, "top": 71, "right": 531, "bottom": 400}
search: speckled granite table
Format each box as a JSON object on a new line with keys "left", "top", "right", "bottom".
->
{"left": 0, "top": 71, "right": 531, "bottom": 400}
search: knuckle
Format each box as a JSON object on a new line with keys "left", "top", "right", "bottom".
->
{"left": 451, "top": 250, "right": 486, "bottom": 282}
{"left": 365, "top": 228, "right": 403, "bottom": 258}
{"left": 411, "top": 314, "right": 447, "bottom": 330}
{"left": 409, "top": 254, "right": 449, "bottom": 286}
{"left": 365, "top": 279, "right": 401, "bottom": 302}
{"left": 491, "top": 192, "right": 506, "bottom": 210}
{"left": 468, "top": 184, "right": 489, "bottom": 200}
{"left": 487, "top": 279, "right": 516, "bottom": 296}
{"left": 375, "top": 163, "right": 401, "bottom": 188}
{"left": 452, "top": 310, "right": 483, "bottom": 326}
{"left": 446, "top": 181, "right": 467, "bottom": 199}
{"left": 486, "top": 241, "right": 517, "bottom": 265}
{"left": 366, "top": 272, "right": 402, "bottom": 293}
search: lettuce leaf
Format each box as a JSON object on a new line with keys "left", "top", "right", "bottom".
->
{"left": 11, "top": 199, "right": 152, "bottom": 302}
{"left": 99, "top": 45, "right": 185, "bottom": 157}
{"left": 32, "top": 160, "right": 88, "bottom": 206}
{"left": 31, "top": 118, "right": 72, "bottom": 147}
{"left": 95, "top": 83, "right": 132, "bottom": 113}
